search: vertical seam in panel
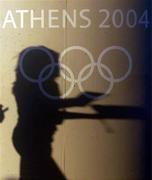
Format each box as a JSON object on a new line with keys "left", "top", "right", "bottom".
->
{"left": 62, "top": 0, "right": 68, "bottom": 175}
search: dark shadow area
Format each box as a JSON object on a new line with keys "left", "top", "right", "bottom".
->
{"left": 12, "top": 46, "right": 99, "bottom": 180}
{"left": 92, "top": 105, "right": 145, "bottom": 119}
{"left": 61, "top": 105, "right": 145, "bottom": 120}
{"left": 12, "top": 46, "right": 146, "bottom": 179}
{"left": 143, "top": 1, "right": 151, "bottom": 178}
{"left": 0, "top": 104, "right": 8, "bottom": 123}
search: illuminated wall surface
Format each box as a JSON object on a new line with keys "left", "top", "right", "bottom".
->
{"left": 0, "top": 1, "right": 151, "bottom": 180}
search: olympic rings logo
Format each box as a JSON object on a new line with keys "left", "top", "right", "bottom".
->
{"left": 19, "top": 46, "right": 132, "bottom": 100}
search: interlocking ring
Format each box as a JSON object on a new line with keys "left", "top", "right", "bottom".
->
{"left": 19, "top": 45, "right": 133, "bottom": 100}
{"left": 78, "top": 63, "right": 114, "bottom": 99}
{"left": 19, "top": 46, "right": 55, "bottom": 83}
{"left": 59, "top": 46, "right": 115, "bottom": 100}
{"left": 38, "top": 63, "right": 75, "bottom": 100}
{"left": 59, "top": 46, "right": 95, "bottom": 83}
{"left": 97, "top": 46, "right": 132, "bottom": 83}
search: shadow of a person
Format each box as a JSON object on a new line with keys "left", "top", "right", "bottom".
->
{"left": 12, "top": 46, "right": 95, "bottom": 180}
{"left": 12, "top": 46, "right": 145, "bottom": 180}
